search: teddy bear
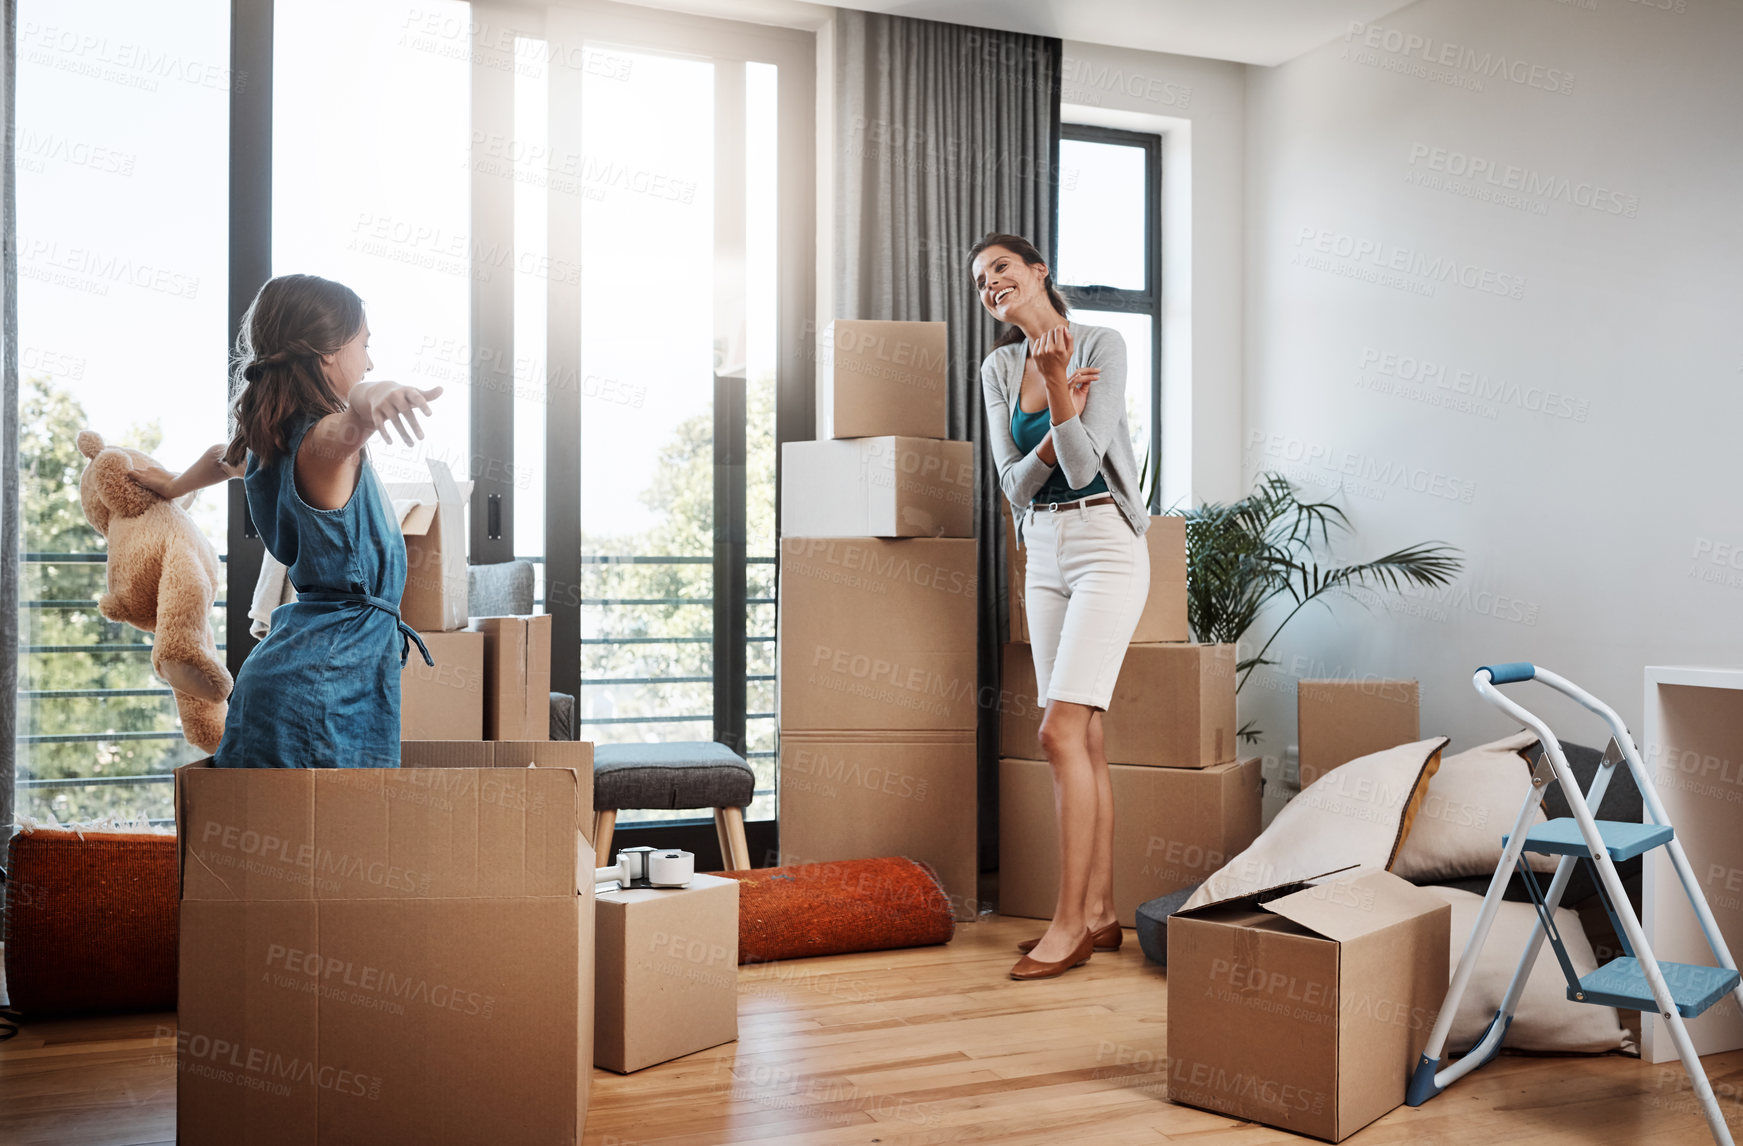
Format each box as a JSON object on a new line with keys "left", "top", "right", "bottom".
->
{"left": 76, "top": 430, "right": 231, "bottom": 754}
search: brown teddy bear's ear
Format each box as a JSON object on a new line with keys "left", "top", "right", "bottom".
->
{"left": 77, "top": 430, "right": 105, "bottom": 460}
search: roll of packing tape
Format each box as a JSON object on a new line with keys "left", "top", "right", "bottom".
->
{"left": 646, "top": 849, "right": 694, "bottom": 888}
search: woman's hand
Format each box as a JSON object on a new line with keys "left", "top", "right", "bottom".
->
{"left": 128, "top": 464, "right": 180, "bottom": 499}
{"left": 347, "top": 382, "right": 442, "bottom": 448}
{"left": 1031, "top": 325, "right": 1074, "bottom": 386}
{"left": 1067, "top": 366, "right": 1098, "bottom": 416}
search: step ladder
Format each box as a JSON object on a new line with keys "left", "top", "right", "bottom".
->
{"left": 1407, "top": 662, "right": 1743, "bottom": 1145}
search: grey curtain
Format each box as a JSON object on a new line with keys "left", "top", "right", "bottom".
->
{"left": 2, "top": 0, "right": 18, "bottom": 905}
{"left": 833, "top": 11, "right": 1061, "bottom": 879}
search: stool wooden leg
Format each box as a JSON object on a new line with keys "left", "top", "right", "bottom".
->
{"left": 712, "top": 809, "right": 735, "bottom": 872}
{"left": 714, "top": 806, "right": 750, "bottom": 871}
{"left": 593, "top": 810, "right": 616, "bottom": 870}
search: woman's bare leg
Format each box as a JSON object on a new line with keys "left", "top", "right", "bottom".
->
{"left": 1029, "top": 698, "right": 1097, "bottom": 963}
{"left": 1084, "top": 709, "right": 1118, "bottom": 933}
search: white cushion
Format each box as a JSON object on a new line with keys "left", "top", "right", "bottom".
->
{"left": 1422, "top": 886, "right": 1629, "bottom": 1053}
{"left": 1393, "top": 730, "right": 1559, "bottom": 882}
{"left": 1183, "top": 736, "right": 1448, "bottom": 911}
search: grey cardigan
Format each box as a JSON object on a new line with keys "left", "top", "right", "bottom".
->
{"left": 980, "top": 320, "right": 1149, "bottom": 547}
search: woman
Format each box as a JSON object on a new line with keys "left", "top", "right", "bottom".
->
{"left": 130, "top": 274, "right": 442, "bottom": 768}
{"left": 971, "top": 233, "right": 1151, "bottom": 980}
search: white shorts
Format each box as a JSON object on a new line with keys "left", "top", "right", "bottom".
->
{"left": 1022, "top": 500, "right": 1150, "bottom": 711}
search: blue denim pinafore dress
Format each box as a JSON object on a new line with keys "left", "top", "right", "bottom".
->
{"left": 212, "top": 417, "right": 433, "bottom": 768}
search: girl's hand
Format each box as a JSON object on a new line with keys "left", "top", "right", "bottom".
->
{"left": 1067, "top": 367, "right": 1098, "bottom": 416}
{"left": 129, "top": 464, "right": 180, "bottom": 499}
{"left": 349, "top": 382, "right": 442, "bottom": 448}
{"left": 1032, "top": 325, "right": 1074, "bottom": 384}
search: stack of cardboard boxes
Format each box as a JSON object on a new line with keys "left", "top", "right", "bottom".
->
{"left": 389, "top": 460, "right": 554, "bottom": 744}
{"left": 776, "top": 320, "right": 982, "bottom": 920}
{"left": 997, "top": 509, "right": 1262, "bottom": 925}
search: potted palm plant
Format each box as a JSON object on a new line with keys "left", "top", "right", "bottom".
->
{"left": 1174, "top": 472, "right": 1463, "bottom": 742}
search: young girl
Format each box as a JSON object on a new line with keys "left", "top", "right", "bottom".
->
{"left": 132, "top": 274, "right": 442, "bottom": 768}
{"left": 970, "top": 233, "right": 1152, "bottom": 980}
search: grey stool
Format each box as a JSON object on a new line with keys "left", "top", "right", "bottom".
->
{"left": 592, "top": 742, "right": 755, "bottom": 871}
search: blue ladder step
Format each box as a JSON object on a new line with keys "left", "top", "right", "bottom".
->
{"left": 1504, "top": 818, "right": 1673, "bottom": 862}
{"left": 1573, "top": 957, "right": 1740, "bottom": 1017}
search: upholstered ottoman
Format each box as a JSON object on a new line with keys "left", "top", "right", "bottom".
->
{"left": 1135, "top": 883, "right": 1202, "bottom": 966}
{"left": 592, "top": 741, "right": 756, "bottom": 870}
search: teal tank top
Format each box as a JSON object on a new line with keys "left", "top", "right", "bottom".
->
{"left": 1011, "top": 403, "right": 1109, "bottom": 503}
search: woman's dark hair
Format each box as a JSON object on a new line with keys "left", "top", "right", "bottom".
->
{"left": 967, "top": 232, "right": 1070, "bottom": 350}
{"left": 224, "top": 274, "right": 365, "bottom": 465}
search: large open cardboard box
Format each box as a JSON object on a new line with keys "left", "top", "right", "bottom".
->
{"left": 385, "top": 459, "right": 471, "bottom": 634}
{"left": 777, "top": 537, "right": 978, "bottom": 732}
{"left": 175, "top": 753, "right": 594, "bottom": 1145}
{"left": 1005, "top": 509, "right": 1188, "bottom": 645}
{"left": 1297, "top": 678, "right": 1421, "bottom": 789}
{"left": 817, "top": 319, "right": 948, "bottom": 440}
{"left": 998, "top": 756, "right": 1260, "bottom": 925}
{"left": 781, "top": 437, "right": 974, "bottom": 538}
{"left": 1001, "top": 641, "right": 1237, "bottom": 768}
{"left": 594, "top": 872, "right": 739, "bottom": 1073}
{"left": 778, "top": 729, "right": 979, "bottom": 920}
{"left": 1167, "top": 869, "right": 1449, "bottom": 1142}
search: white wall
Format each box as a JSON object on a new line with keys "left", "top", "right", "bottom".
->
{"left": 1060, "top": 41, "right": 1247, "bottom": 509}
{"left": 1242, "top": 0, "right": 1743, "bottom": 760}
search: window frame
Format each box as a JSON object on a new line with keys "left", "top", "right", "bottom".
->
{"left": 1053, "top": 122, "right": 1163, "bottom": 512}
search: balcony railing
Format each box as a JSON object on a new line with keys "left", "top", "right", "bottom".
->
{"left": 16, "top": 552, "right": 779, "bottom": 816}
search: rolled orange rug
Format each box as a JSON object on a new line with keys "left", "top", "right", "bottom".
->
{"left": 704, "top": 856, "right": 955, "bottom": 964}
{"left": 5, "top": 826, "right": 178, "bottom": 1015}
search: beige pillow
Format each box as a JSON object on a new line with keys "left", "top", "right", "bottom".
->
{"left": 1393, "top": 731, "right": 1559, "bottom": 882}
{"left": 1183, "top": 736, "right": 1448, "bottom": 910}
{"left": 1421, "top": 886, "right": 1629, "bottom": 1053}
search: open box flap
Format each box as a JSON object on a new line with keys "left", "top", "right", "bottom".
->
{"left": 386, "top": 458, "right": 473, "bottom": 537}
{"left": 1172, "top": 863, "right": 1362, "bottom": 917}
{"left": 1261, "top": 869, "right": 1444, "bottom": 942}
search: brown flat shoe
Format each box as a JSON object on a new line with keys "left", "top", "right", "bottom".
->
{"left": 1017, "top": 919, "right": 1122, "bottom": 954}
{"left": 1009, "top": 928, "right": 1096, "bottom": 980}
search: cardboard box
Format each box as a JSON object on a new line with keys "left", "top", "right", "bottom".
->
{"left": 401, "top": 739, "right": 595, "bottom": 848}
{"left": 470, "top": 615, "right": 553, "bottom": 741}
{"left": 818, "top": 319, "right": 948, "bottom": 440}
{"left": 998, "top": 756, "right": 1261, "bottom": 925}
{"left": 777, "top": 537, "right": 978, "bottom": 732}
{"left": 400, "top": 629, "right": 485, "bottom": 740}
{"left": 387, "top": 459, "right": 472, "bottom": 633}
{"left": 778, "top": 729, "right": 979, "bottom": 920}
{"left": 174, "top": 758, "right": 594, "bottom": 1146}
{"left": 1297, "top": 678, "right": 1421, "bottom": 790}
{"left": 1005, "top": 507, "right": 1189, "bottom": 645}
{"left": 1167, "top": 870, "right": 1450, "bottom": 1142}
{"left": 781, "top": 437, "right": 974, "bottom": 539}
{"left": 594, "top": 873, "right": 739, "bottom": 1073}
{"left": 1001, "top": 641, "right": 1237, "bottom": 768}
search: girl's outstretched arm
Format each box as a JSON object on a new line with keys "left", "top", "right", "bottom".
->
{"left": 298, "top": 381, "right": 442, "bottom": 510}
{"left": 130, "top": 443, "right": 246, "bottom": 500}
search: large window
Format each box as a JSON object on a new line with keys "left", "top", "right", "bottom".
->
{"left": 1056, "top": 124, "right": 1162, "bottom": 510}
{"left": 11, "top": 1, "right": 812, "bottom": 834}
{"left": 14, "top": 0, "right": 231, "bottom": 823}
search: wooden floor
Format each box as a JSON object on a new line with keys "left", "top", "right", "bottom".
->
{"left": 4, "top": 913, "right": 1742, "bottom": 1145}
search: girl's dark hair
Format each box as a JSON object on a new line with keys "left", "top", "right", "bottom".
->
{"left": 224, "top": 274, "right": 365, "bottom": 465}
{"left": 967, "top": 232, "right": 1070, "bottom": 350}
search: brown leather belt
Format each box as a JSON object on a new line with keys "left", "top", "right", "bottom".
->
{"left": 1030, "top": 494, "right": 1116, "bottom": 512}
